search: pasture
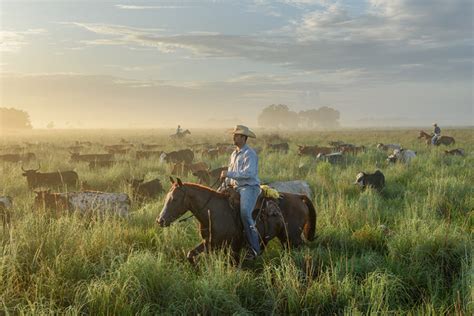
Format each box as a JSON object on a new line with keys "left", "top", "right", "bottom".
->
{"left": 0, "top": 128, "right": 472, "bottom": 314}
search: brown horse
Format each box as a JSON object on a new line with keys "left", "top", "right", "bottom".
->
{"left": 418, "top": 130, "right": 455, "bottom": 146}
{"left": 157, "top": 178, "right": 316, "bottom": 264}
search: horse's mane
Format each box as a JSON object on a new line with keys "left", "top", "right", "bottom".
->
{"left": 183, "top": 182, "right": 227, "bottom": 198}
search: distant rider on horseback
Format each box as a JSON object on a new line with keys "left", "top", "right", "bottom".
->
{"left": 176, "top": 125, "right": 182, "bottom": 136}
{"left": 432, "top": 123, "right": 441, "bottom": 145}
{"left": 220, "top": 125, "right": 261, "bottom": 260}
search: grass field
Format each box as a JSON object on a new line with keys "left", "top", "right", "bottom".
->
{"left": 0, "top": 128, "right": 472, "bottom": 314}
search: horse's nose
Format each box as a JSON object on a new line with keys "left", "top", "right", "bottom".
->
{"left": 156, "top": 217, "right": 165, "bottom": 227}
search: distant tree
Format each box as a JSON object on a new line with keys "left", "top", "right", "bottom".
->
{"left": 299, "top": 106, "right": 340, "bottom": 128}
{"left": 315, "top": 106, "right": 340, "bottom": 128}
{"left": 46, "top": 121, "right": 55, "bottom": 129}
{"left": 0, "top": 107, "right": 33, "bottom": 129}
{"left": 257, "top": 104, "right": 299, "bottom": 129}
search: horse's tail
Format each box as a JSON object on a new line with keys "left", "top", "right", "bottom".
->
{"left": 301, "top": 196, "right": 317, "bottom": 241}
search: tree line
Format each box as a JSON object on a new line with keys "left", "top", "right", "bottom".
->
{"left": 257, "top": 104, "right": 340, "bottom": 129}
{"left": 0, "top": 107, "right": 32, "bottom": 130}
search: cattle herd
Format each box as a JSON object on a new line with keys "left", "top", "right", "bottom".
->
{"left": 0, "top": 133, "right": 466, "bottom": 227}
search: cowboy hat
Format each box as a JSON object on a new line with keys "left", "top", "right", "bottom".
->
{"left": 230, "top": 125, "right": 256, "bottom": 138}
{"left": 432, "top": 123, "right": 437, "bottom": 126}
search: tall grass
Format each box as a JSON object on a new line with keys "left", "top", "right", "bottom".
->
{"left": 0, "top": 128, "right": 472, "bottom": 314}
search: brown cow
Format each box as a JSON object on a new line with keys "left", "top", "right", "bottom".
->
{"left": 70, "top": 153, "right": 113, "bottom": 162}
{"left": 128, "top": 178, "right": 164, "bottom": 201}
{"left": 136, "top": 150, "right": 163, "bottom": 159}
{"left": 267, "top": 143, "right": 289, "bottom": 153}
{"left": 444, "top": 148, "right": 464, "bottom": 156}
{"left": 341, "top": 145, "right": 365, "bottom": 155}
{"left": 202, "top": 148, "right": 219, "bottom": 160}
{"left": 193, "top": 167, "right": 227, "bottom": 186}
{"left": 0, "top": 153, "right": 35, "bottom": 163}
{"left": 161, "top": 149, "right": 194, "bottom": 164}
{"left": 89, "top": 160, "right": 116, "bottom": 169}
{"left": 297, "top": 145, "right": 332, "bottom": 156}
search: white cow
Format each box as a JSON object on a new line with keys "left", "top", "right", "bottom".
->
{"left": 268, "top": 180, "right": 313, "bottom": 200}
{"left": 387, "top": 149, "right": 416, "bottom": 163}
{"left": 34, "top": 191, "right": 130, "bottom": 217}
{"left": 0, "top": 196, "right": 13, "bottom": 226}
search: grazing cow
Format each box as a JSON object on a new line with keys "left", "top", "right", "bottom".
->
{"left": 104, "top": 144, "right": 128, "bottom": 151}
{"left": 0, "top": 154, "right": 22, "bottom": 162}
{"left": 341, "top": 145, "right": 365, "bottom": 155}
{"left": 316, "top": 152, "right": 344, "bottom": 164}
{"left": 141, "top": 144, "right": 163, "bottom": 150}
{"left": 268, "top": 180, "right": 313, "bottom": 200}
{"left": 89, "top": 160, "right": 115, "bottom": 169}
{"left": 34, "top": 190, "right": 130, "bottom": 217}
{"left": 377, "top": 143, "right": 402, "bottom": 151}
{"left": 267, "top": 143, "right": 289, "bottom": 153}
{"left": 68, "top": 145, "right": 84, "bottom": 153}
{"left": 217, "top": 144, "right": 234, "bottom": 155}
{"left": 107, "top": 148, "right": 130, "bottom": 155}
{"left": 444, "top": 148, "right": 465, "bottom": 156}
{"left": 0, "top": 196, "right": 13, "bottom": 227}
{"left": 298, "top": 145, "right": 333, "bottom": 156}
{"left": 161, "top": 149, "right": 194, "bottom": 164}
{"left": 328, "top": 141, "right": 345, "bottom": 147}
{"left": 75, "top": 141, "right": 93, "bottom": 146}
{"left": 184, "top": 162, "right": 208, "bottom": 174}
{"left": 22, "top": 166, "right": 79, "bottom": 189}
{"left": 136, "top": 150, "right": 163, "bottom": 159}
{"left": 70, "top": 153, "right": 113, "bottom": 162}
{"left": 387, "top": 149, "right": 416, "bottom": 163}
{"left": 128, "top": 178, "right": 163, "bottom": 201}
{"left": 354, "top": 170, "right": 385, "bottom": 191}
{"left": 193, "top": 167, "right": 227, "bottom": 186}
{"left": 202, "top": 148, "right": 219, "bottom": 160}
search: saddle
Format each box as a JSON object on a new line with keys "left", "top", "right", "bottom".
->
{"left": 222, "top": 186, "right": 282, "bottom": 220}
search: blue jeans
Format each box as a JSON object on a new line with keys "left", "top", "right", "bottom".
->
{"left": 432, "top": 135, "right": 439, "bottom": 145}
{"left": 237, "top": 185, "right": 261, "bottom": 255}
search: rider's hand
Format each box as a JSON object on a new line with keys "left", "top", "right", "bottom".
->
{"left": 220, "top": 170, "right": 228, "bottom": 179}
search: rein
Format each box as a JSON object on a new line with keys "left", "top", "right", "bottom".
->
{"left": 176, "top": 177, "right": 223, "bottom": 223}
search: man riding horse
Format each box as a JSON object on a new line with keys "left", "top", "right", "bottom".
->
{"left": 432, "top": 123, "right": 441, "bottom": 145}
{"left": 176, "top": 125, "right": 182, "bottom": 136}
{"left": 219, "top": 125, "right": 261, "bottom": 260}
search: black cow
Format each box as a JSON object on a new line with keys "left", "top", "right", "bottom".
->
{"left": 354, "top": 170, "right": 385, "bottom": 192}
{"left": 22, "top": 166, "right": 79, "bottom": 189}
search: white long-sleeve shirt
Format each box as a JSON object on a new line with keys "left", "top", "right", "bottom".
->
{"left": 226, "top": 144, "right": 260, "bottom": 187}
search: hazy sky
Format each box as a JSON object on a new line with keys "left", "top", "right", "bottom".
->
{"left": 0, "top": 0, "right": 472, "bottom": 128}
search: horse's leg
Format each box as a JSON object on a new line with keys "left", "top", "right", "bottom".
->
{"left": 187, "top": 241, "right": 207, "bottom": 265}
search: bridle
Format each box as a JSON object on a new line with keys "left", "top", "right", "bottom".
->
{"left": 175, "top": 177, "right": 224, "bottom": 223}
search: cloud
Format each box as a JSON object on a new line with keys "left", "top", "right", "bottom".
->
{"left": 65, "top": 0, "right": 472, "bottom": 84}
{"left": 0, "top": 29, "right": 46, "bottom": 53}
{"left": 115, "top": 4, "right": 193, "bottom": 10}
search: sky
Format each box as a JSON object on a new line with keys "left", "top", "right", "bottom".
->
{"left": 0, "top": 0, "right": 472, "bottom": 128}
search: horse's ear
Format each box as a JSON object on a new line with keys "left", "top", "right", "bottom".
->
{"left": 169, "top": 176, "right": 175, "bottom": 184}
{"left": 176, "top": 178, "right": 183, "bottom": 186}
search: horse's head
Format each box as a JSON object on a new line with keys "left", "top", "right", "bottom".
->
{"left": 156, "top": 177, "right": 188, "bottom": 227}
